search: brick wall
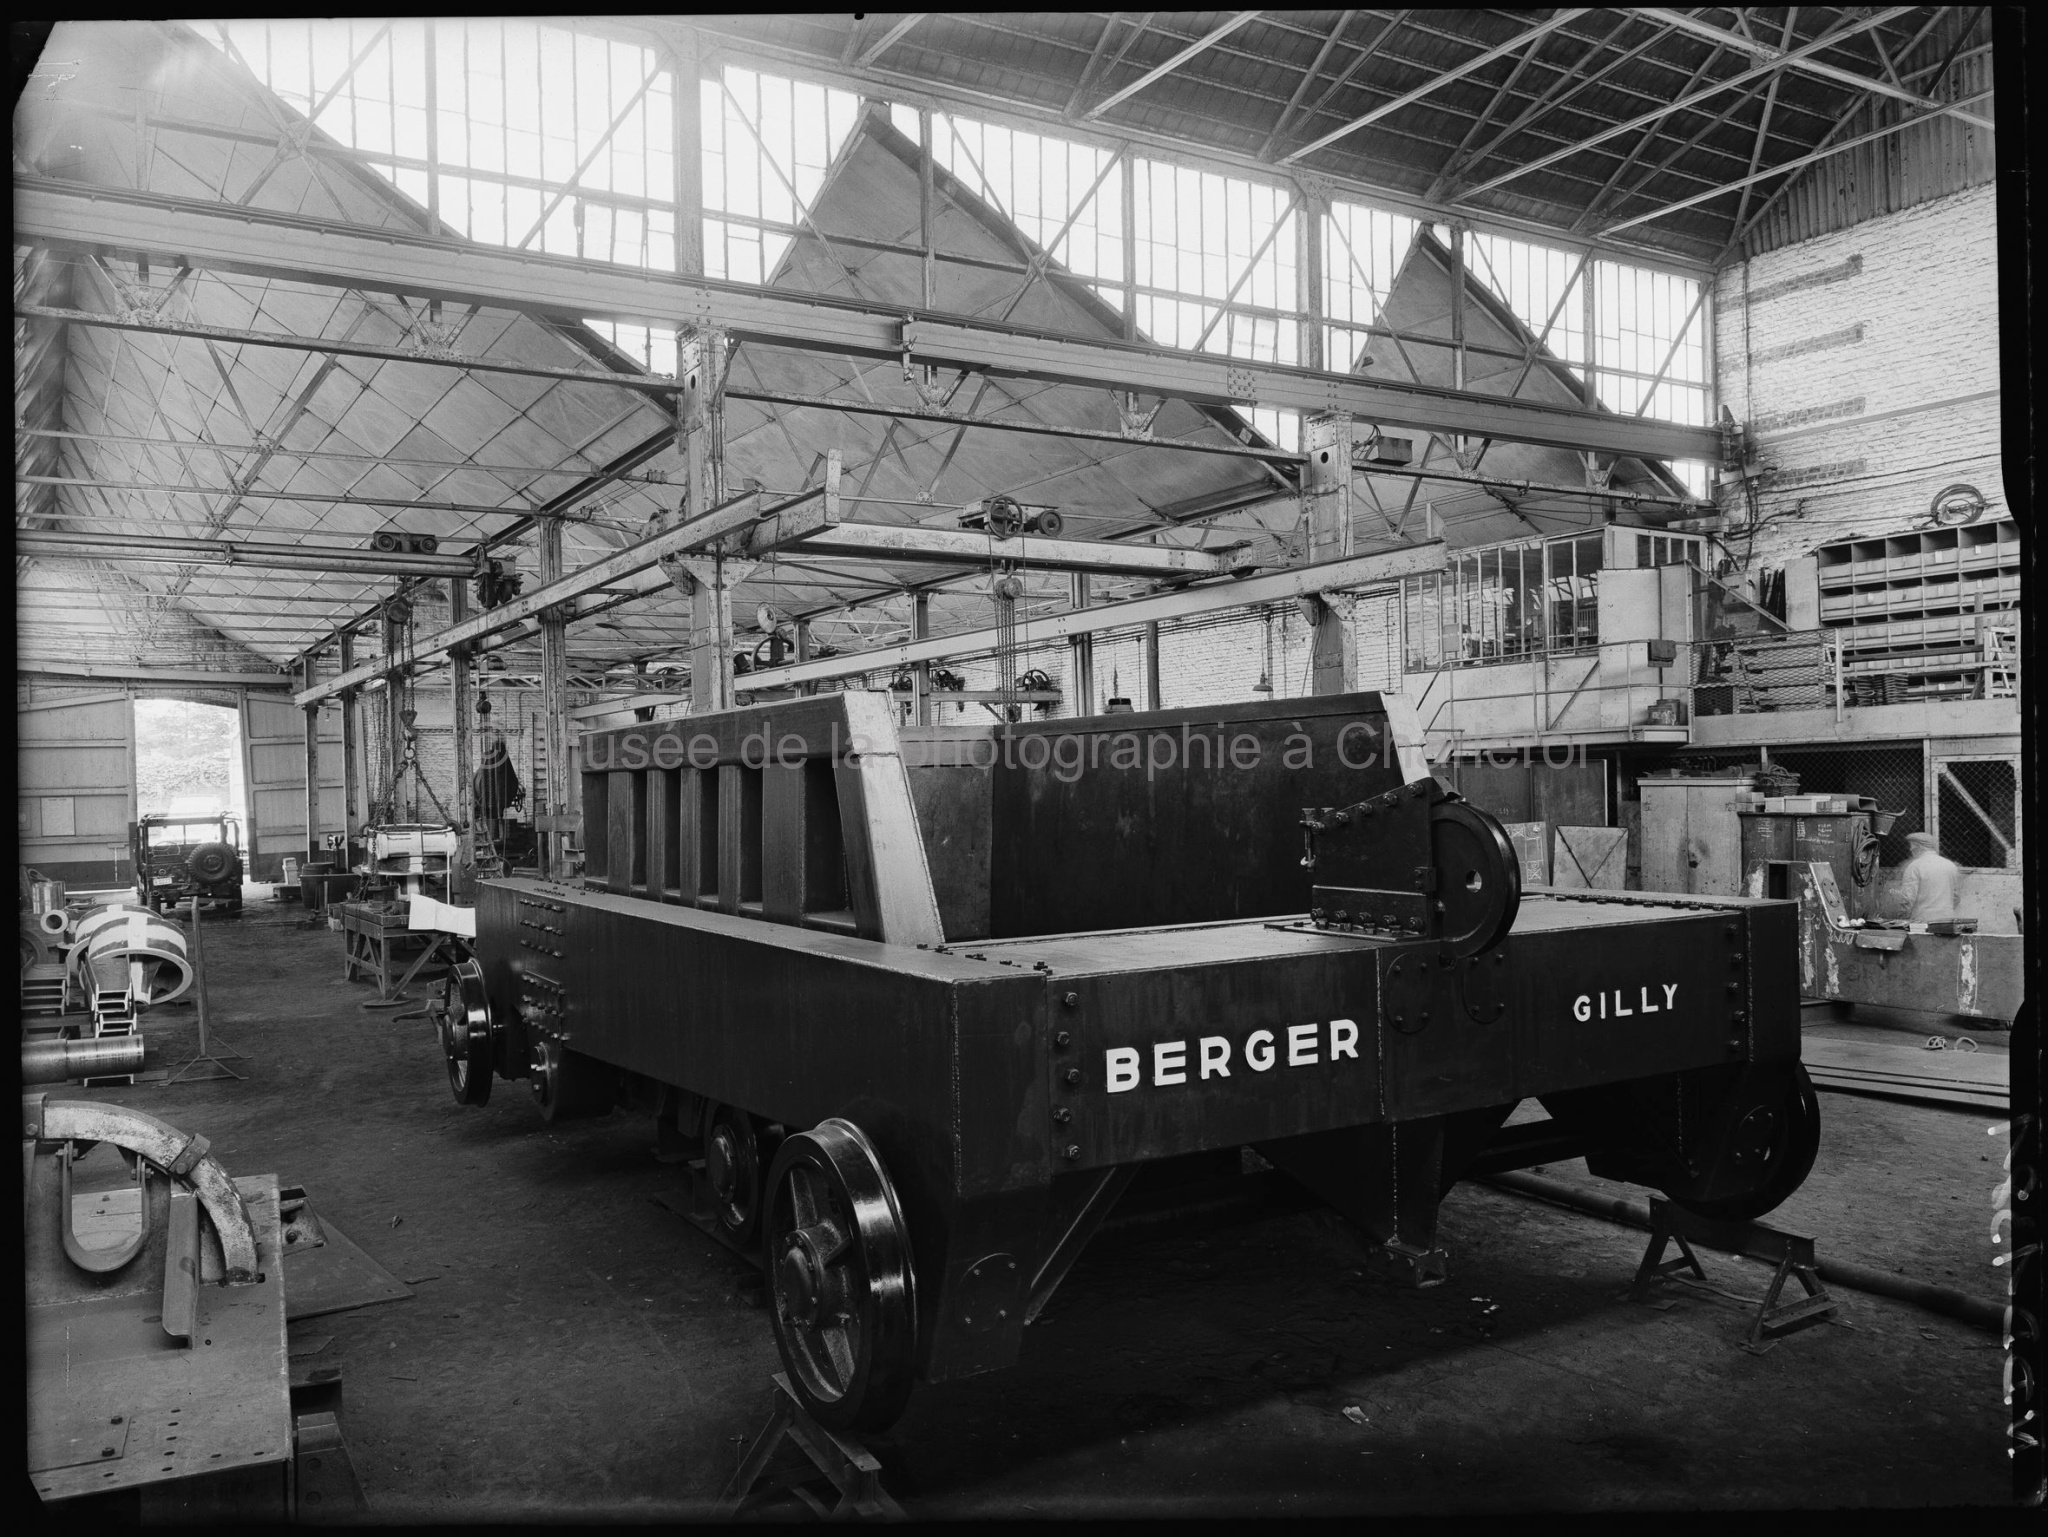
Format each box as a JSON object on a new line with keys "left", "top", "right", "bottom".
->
{"left": 1713, "top": 181, "right": 2005, "bottom": 575}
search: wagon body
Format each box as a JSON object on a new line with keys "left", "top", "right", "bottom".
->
{"left": 451, "top": 690, "right": 1814, "bottom": 1425}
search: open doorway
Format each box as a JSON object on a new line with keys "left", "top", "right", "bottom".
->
{"left": 132, "top": 698, "right": 249, "bottom": 913}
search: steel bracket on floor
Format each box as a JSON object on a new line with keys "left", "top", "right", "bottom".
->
{"left": 292, "top": 1409, "right": 368, "bottom": 1520}
{"left": 1632, "top": 1196, "right": 1839, "bottom": 1352}
{"left": 720, "top": 1373, "right": 903, "bottom": 1520}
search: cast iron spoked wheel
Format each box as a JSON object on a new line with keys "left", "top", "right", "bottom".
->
{"left": 438, "top": 959, "right": 494, "bottom": 1107}
{"left": 702, "top": 1102, "right": 767, "bottom": 1246}
{"left": 1670, "top": 1063, "right": 1823, "bottom": 1223}
{"left": 763, "top": 1118, "right": 918, "bottom": 1435}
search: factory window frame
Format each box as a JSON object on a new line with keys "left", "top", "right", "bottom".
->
{"left": 1402, "top": 531, "right": 1601, "bottom": 670}
{"left": 212, "top": 20, "right": 683, "bottom": 381}
{"left": 1132, "top": 160, "right": 1298, "bottom": 363}
{"left": 211, "top": 20, "right": 678, "bottom": 268}
{"left": 1636, "top": 533, "right": 1702, "bottom": 568}
{"left": 1322, "top": 200, "right": 1421, "bottom": 376}
{"left": 1466, "top": 231, "right": 1591, "bottom": 370}
{"left": 703, "top": 64, "right": 861, "bottom": 285}
{"left": 1463, "top": 231, "right": 1710, "bottom": 499}
{"left": 891, "top": 104, "right": 1126, "bottom": 303}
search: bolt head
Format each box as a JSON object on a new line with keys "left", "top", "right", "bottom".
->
{"left": 1062, "top": 991, "right": 1079, "bottom": 1008}
{"left": 1055, "top": 1030, "right": 1071, "bottom": 1048}
{"left": 1064, "top": 1067, "right": 1082, "bottom": 1086}
{"left": 1063, "top": 1144, "right": 1080, "bottom": 1160}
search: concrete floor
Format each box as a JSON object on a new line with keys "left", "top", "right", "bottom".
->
{"left": 75, "top": 896, "right": 2011, "bottom": 1518}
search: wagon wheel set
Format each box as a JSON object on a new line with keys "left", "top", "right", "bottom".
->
{"left": 429, "top": 960, "right": 919, "bottom": 1431}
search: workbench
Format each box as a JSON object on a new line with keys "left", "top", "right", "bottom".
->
{"left": 337, "top": 900, "right": 449, "bottom": 1001}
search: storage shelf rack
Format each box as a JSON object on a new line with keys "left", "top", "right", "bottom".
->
{"left": 1814, "top": 516, "right": 2020, "bottom": 699}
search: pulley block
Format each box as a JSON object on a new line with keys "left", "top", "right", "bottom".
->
{"left": 763, "top": 1118, "right": 919, "bottom": 1434}
{"left": 1303, "top": 778, "right": 1520, "bottom": 959}
{"left": 983, "top": 494, "right": 1024, "bottom": 537}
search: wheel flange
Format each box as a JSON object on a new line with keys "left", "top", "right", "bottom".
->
{"left": 763, "top": 1118, "right": 918, "bottom": 1435}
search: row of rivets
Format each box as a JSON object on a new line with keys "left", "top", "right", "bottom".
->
{"left": 1054, "top": 989, "right": 1081, "bottom": 1160}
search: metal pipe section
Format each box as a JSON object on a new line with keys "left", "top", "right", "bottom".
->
{"left": 22, "top": 1034, "right": 146, "bottom": 1085}
{"left": 1481, "top": 1170, "right": 2004, "bottom": 1334}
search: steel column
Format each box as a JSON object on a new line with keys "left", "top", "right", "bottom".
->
{"left": 919, "top": 108, "right": 935, "bottom": 309}
{"left": 450, "top": 577, "right": 474, "bottom": 893}
{"left": 302, "top": 660, "right": 321, "bottom": 867}
{"left": 538, "top": 521, "right": 569, "bottom": 876}
{"left": 381, "top": 606, "right": 409, "bottom": 823}
{"left": 1305, "top": 412, "right": 1357, "bottom": 696}
{"left": 1069, "top": 575, "right": 1095, "bottom": 717}
{"left": 339, "top": 632, "right": 359, "bottom": 850}
{"left": 913, "top": 593, "right": 931, "bottom": 727}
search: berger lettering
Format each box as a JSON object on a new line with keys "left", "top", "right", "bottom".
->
{"left": 1105, "top": 1019, "right": 1359, "bottom": 1094}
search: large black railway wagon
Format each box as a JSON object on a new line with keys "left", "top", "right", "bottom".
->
{"left": 434, "top": 691, "right": 1817, "bottom": 1431}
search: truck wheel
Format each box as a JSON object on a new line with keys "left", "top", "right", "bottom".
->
{"left": 1669, "top": 1064, "right": 1821, "bottom": 1222}
{"left": 764, "top": 1119, "right": 918, "bottom": 1434}
{"left": 528, "top": 1038, "right": 616, "bottom": 1122}
{"left": 702, "top": 1102, "right": 770, "bottom": 1246}
{"left": 438, "top": 959, "right": 494, "bottom": 1107}
{"left": 187, "top": 842, "right": 236, "bottom": 884}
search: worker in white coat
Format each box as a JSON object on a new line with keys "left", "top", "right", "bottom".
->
{"left": 1891, "top": 830, "right": 1961, "bottom": 922}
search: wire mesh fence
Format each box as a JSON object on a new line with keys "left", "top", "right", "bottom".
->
{"left": 1935, "top": 757, "right": 2018, "bottom": 870}
{"left": 1669, "top": 741, "right": 1927, "bottom": 866}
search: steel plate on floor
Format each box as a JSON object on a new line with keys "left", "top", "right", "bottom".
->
{"left": 280, "top": 1195, "right": 414, "bottom": 1321}
{"left": 28, "top": 1174, "right": 291, "bottom": 1504}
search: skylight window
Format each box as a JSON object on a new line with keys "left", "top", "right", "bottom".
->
{"left": 922, "top": 111, "right": 1125, "bottom": 291}
{"left": 1466, "top": 232, "right": 1589, "bottom": 370}
{"left": 1323, "top": 200, "right": 1420, "bottom": 374}
{"left": 208, "top": 20, "right": 676, "bottom": 268}
{"left": 1133, "top": 160, "right": 1297, "bottom": 366}
{"left": 700, "top": 65, "right": 860, "bottom": 284}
